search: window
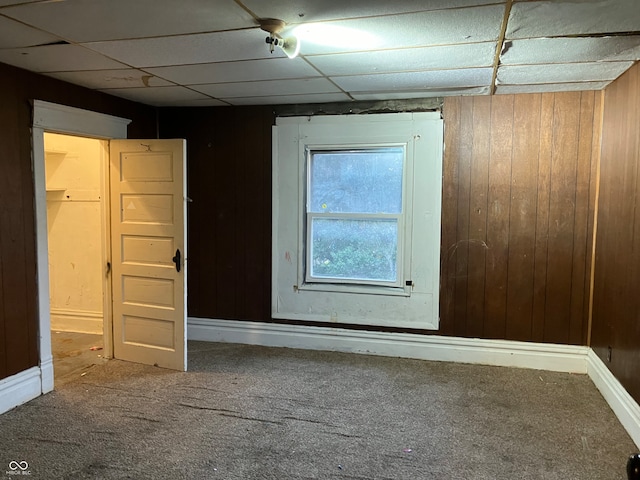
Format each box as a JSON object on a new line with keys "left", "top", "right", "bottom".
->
{"left": 306, "top": 146, "right": 405, "bottom": 287}
{"left": 273, "top": 113, "right": 443, "bottom": 329}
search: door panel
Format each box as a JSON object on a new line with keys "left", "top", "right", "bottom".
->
{"left": 109, "top": 139, "right": 186, "bottom": 371}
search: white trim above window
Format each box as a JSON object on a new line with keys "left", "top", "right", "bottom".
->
{"left": 272, "top": 113, "right": 443, "bottom": 329}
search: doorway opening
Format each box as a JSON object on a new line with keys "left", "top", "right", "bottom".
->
{"left": 32, "top": 101, "right": 187, "bottom": 401}
{"left": 44, "top": 132, "right": 111, "bottom": 385}
{"left": 32, "top": 100, "right": 132, "bottom": 396}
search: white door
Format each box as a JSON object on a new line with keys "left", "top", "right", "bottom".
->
{"left": 109, "top": 139, "right": 187, "bottom": 371}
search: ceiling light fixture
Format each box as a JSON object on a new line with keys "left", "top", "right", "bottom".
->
{"left": 259, "top": 18, "right": 301, "bottom": 59}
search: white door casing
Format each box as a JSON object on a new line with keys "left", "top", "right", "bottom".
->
{"left": 109, "top": 139, "right": 187, "bottom": 371}
{"left": 30, "top": 101, "right": 188, "bottom": 402}
{"left": 32, "top": 101, "right": 131, "bottom": 395}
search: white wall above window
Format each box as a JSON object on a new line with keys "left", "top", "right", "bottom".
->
{"left": 272, "top": 112, "right": 443, "bottom": 330}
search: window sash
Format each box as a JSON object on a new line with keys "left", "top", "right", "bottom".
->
{"left": 307, "top": 147, "right": 405, "bottom": 215}
{"left": 305, "top": 213, "right": 405, "bottom": 289}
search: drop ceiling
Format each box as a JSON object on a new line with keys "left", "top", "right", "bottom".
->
{"left": 0, "top": 0, "right": 638, "bottom": 107}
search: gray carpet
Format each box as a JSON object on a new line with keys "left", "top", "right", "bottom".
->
{"left": 0, "top": 340, "right": 636, "bottom": 479}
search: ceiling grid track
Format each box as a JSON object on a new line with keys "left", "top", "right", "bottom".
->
{"left": 491, "top": 0, "right": 513, "bottom": 96}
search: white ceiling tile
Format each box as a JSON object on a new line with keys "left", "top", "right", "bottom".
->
{"left": 501, "top": 37, "right": 640, "bottom": 65}
{"left": 1, "top": 0, "right": 255, "bottom": 42}
{"left": 145, "top": 58, "right": 320, "bottom": 85}
{"left": 84, "top": 29, "right": 284, "bottom": 68}
{"left": 307, "top": 42, "right": 496, "bottom": 76}
{"left": 223, "top": 93, "right": 351, "bottom": 105}
{"left": 332, "top": 68, "right": 493, "bottom": 91}
{"left": 497, "top": 62, "right": 634, "bottom": 85}
{"left": 507, "top": 0, "right": 640, "bottom": 39}
{"left": 495, "top": 82, "right": 610, "bottom": 94}
{"left": 0, "top": 44, "right": 128, "bottom": 72}
{"left": 45, "top": 69, "right": 174, "bottom": 89}
{"left": 100, "top": 86, "right": 216, "bottom": 107}
{"left": 291, "top": 5, "right": 505, "bottom": 55}
{"left": 351, "top": 86, "right": 491, "bottom": 100}
{"left": 0, "top": 0, "right": 634, "bottom": 106}
{"left": 192, "top": 78, "right": 342, "bottom": 98}
{"left": 0, "top": 15, "right": 63, "bottom": 48}
{"left": 243, "top": 0, "right": 504, "bottom": 24}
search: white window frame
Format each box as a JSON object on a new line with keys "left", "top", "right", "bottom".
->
{"left": 273, "top": 112, "right": 443, "bottom": 330}
{"left": 303, "top": 143, "right": 410, "bottom": 291}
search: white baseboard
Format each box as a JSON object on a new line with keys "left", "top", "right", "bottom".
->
{"left": 188, "top": 317, "right": 588, "bottom": 373}
{"left": 40, "top": 356, "right": 54, "bottom": 394}
{"left": 0, "top": 367, "right": 42, "bottom": 415}
{"left": 587, "top": 349, "right": 640, "bottom": 449}
{"left": 50, "top": 308, "right": 103, "bottom": 334}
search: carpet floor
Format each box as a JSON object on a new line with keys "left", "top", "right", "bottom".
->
{"left": 0, "top": 340, "right": 636, "bottom": 479}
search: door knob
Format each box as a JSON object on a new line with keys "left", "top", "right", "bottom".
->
{"left": 172, "top": 249, "right": 181, "bottom": 273}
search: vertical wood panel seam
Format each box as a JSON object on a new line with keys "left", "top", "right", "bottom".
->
{"left": 19, "top": 108, "right": 37, "bottom": 365}
{"left": 504, "top": 97, "right": 515, "bottom": 339}
{"left": 586, "top": 91, "right": 604, "bottom": 347}
{"left": 451, "top": 100, "right": 461, "bottom": 333}
{"left": 442, "top": 98, "right": 461, "bottom": 334}
{"left": 542, "top": 93, "right": 558, "bottom": 341}
{"left": 448, "top": 99, "right": 464, "bottom": 332}
{"left": 456, "top": 98, "right": 472, "bottom": 335}
{"left": 567, "top": 92, "right": 584, "bottom": 344}
{"left": 529, "top": 95, "right": 540, "bottom": 336}
{"left": 529, "top": 94, "right": 542, "bottom": 340}
{"left": 579, "top": 91, "right": 595, "bottom": 344}
{"left": 465, "top": 101, "right": 474, "bottom": 334}
{"left": 583, "top": 91, "right": 596, "bottom": 346}
{"left": 451, "top": 99, "right": 461, "bottom": 334}
{"left": 482, "top": 98, "right": 492, "bottom": 337}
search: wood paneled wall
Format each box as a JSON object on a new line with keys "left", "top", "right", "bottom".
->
{"left": 162, "top": 93, "right": 602, "bottom": 348}
{"left": 592, "top": 62, "right": 640, "bottom": 402}
{"left": 159, "top": 106, "right": 273, "bottom": 322}
{"left": 0, "top": 62, "right": 156, "bottom": 382}
{"left": 3, "top": 57, "right": 637, "bottom": 400}
{"left": 0, "top": 64, "right": 36, "bottom": 381}
{"left": 441, "top": 93, "right": 601, "bottom": 344}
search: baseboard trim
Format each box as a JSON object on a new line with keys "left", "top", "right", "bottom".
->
{"left": 40, "top": 356, "right": 54, "bottom": 394}
{"left": 0, "top": 367, "right": 42, "bottom": 415}
{"left": 188, "top": 317, "right": 588, "bottom": 373}
{"left": 50, "top": 308, "right": 103, "bottom": 334}
{"left": 587, "top": 349, "right": 640, "bottom": 449}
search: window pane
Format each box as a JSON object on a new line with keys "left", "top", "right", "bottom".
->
{"left": 309, "top": 147, "right": 404, "bottom": 214}
{"left": 310, "top": 218, "right": 398, "bottom": 282}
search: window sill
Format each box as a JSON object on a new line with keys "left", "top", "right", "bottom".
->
{"left": 297, "top": 282, "right": 411, "bottom": 297}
